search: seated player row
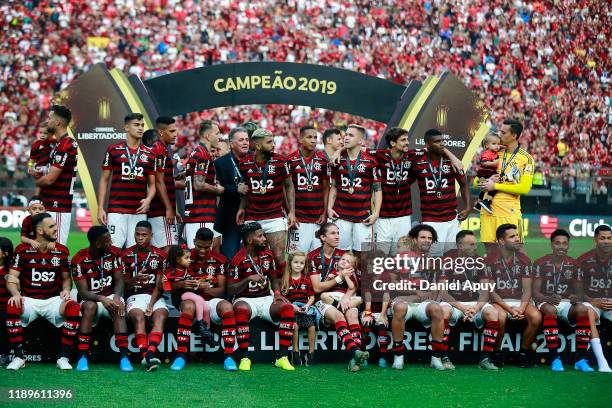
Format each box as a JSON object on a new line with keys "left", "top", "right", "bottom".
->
{"left": 1, "top": 213, "right": 610, "bottom": 374}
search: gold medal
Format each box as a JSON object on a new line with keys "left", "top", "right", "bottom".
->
{"left": 348, "top": 187, "right": 354, "bottom": 194}
{"left": 260, "top": 187, "right": 267, "bottom": 194}
{"left": 436, "top": 191, "right": 442, "bottom": 198}
{"left": 307, "top": 184, "right": 313, "bottom": 191}
{"left": 129, "top": 173, "right": 136, "bottom": 180}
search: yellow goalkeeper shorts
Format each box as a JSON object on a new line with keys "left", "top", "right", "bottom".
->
{"left": 480, "top": 212, "right": 524, "bottom": 243}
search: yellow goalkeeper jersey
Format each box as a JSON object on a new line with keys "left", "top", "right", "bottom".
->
{"left": 491, "top": 147, "right": 534, "bottom": 217}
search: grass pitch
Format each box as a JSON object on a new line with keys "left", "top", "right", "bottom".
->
{"left": 0, "top": 364, "right": 611, "bottom": 407}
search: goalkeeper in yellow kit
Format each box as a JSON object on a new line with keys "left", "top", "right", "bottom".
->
{"left": 478, "top": 119, "right": 534, "bottom": 244}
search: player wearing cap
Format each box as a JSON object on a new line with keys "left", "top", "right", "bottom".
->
{"left": 287, "top": 125, "right": 329, "bottom": 253}
{"left": 97, "top": 113, "right": 157, "bottom": 248}
{"left": 328, "top": 124, "right": 381, "bottom": 253}
{"left": 33, "top": 105, "right": 78, "bottom": 245}
{"left": 236, "top": 128, "right": 296, "bottom": 273}
{"left": 183, "top": 120, "right": 224, "bottom": 249}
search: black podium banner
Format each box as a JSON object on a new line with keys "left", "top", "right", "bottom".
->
{"left": 14, "top": 318, "right": 610, "bottom": 366}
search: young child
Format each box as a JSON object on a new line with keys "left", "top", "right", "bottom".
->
{"left": 28, "top": 122, "right": 55, "bottom": 195}
{"left": 0, "top": 237, "right": 14, "bottom": 366}
{"left": 320, "top": 252, "right": 362, "bottom": 309}
{"left": 474, "top": 133, "right": 502, "bottom": 213}
{"left": 20, "top": 197, "right": 47, "bottom": 249}
{"left": 163, "top": 246, "right": 215, "bottom": 348}
{"left": 281, "top": 251, "right": 317, "bottom": 366}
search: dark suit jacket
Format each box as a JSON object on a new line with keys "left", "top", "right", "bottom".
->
{"left": 214, "top": 152, "right": 242, "bottom": 233}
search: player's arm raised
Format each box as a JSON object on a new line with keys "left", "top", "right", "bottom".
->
{"left": 97, "top": 168, "right": 112, "bottom": 225}
{"left": 441, "top": 147, "right": 464, "bottom": 174}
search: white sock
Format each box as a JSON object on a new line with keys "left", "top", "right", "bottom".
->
{"left": 590, "top": 338, "right": 611, "bottom": 370}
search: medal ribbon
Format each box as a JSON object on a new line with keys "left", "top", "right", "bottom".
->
{"left": 345, "top": 151, "right": 362, "bottom": 191}
{"left": 124, "top": 143, "right": 141, "bottom": 177}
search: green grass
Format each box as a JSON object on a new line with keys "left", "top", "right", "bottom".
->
{"left": 0, "top": 230, "right": 596, "bottom": 260}
{"left": 0, "top": 364, "right": 610, "bottom": 407}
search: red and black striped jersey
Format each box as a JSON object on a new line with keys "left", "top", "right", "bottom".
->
{"left": 122, "top": 245, "right": 166, "bottom": 296}
{"left": 576, "top": 249, "right": 611, "bottom": 298}
{"left": 411, "top": 150, "right": 463, "bottom": 222}
{"left": 486, "top": 251, "right": 532, "bottom": 299}
{"left": 40, "top": 135, "right": 78, "bottom": 213}
{"left": 228, "top": 247, "right": 277, "bottom": 298}
{"left": 148, "top": 140, "right": 176, "bottom": 218}
{"left": 0, "top": 265, "right": 10, "bottom": 311}
{"left": 372, "top": 148, "right": 417, "bottom": 218}
{"left": 331, "top": 150, "right": 379, "bottom": 222}
{"left": 533, "top": 254, "right": 579, "bottom": 298}
{"left": 286, "top": 150, "right": 329, "bottom": 223}
{"left": 239, "top": 152, "right": 290, "bottom": 221}
{"left": 11, "top": 243, "right": 70, "bottom": 299}
{"left": 285, "top": 275, "right": 315, "bottom": 303}
{"left": 29, "top": 139, "right": 55, "bottom": 168}
{"left": 438, "top": 250, "right": 490, "bottom": 301}
{"left": 189, "top": 248, "right": 228, "bottom": 300}
{"left": 102, "top": 142, "right": 156, "bottom": 214}
{"left": 184, "top": 144, "right": 217, "bottom": 223}
{"left": 20, "top": 215, "right": 35, "bottom": 240}
{"left": 395, "top": 250, "right": 439, "bottom": 288}
{"left": 308, "top": 247, "right": 346, "bottom": 294}
{"left": 71, "top": 246, "right": 123, "bottom": 299}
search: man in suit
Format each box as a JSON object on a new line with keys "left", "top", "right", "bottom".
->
{"left": 214, "top": 126, "right": 251, "bottom": 259}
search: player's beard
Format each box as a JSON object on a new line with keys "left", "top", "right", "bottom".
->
{"left": 44, "top": 231, "right": 57, "bottom": 242}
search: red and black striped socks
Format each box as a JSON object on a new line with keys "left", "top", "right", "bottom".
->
{"left": 235, "top": 307, "right": 250, "bottom": 354}
{"left": 349, "top": 323, "right": 362, "bottom": 349}
{"left": 176, "top": 312, "right": 193, "bottom": 355}
{"left": 376, "top": 325, "right": 390, "bottom": 356}
{"left": 278, "top": 303, "right": 295, "bottom": 350}
{"left": 575, "top": 315, "right": 591, "bottom": 359}
{"left": 147, "top": 331, "right": 162, "bottom": 360}
{"left": 482, "top": 320, "right": 500, "bottom": 357}
{"left": 221, "top": 311, "right": 237, "bottom": 356}
{"left": 116, "top": 333, "right": 129, "bottom": 358}
{"left": 543, "top": 315, "right": 560, "bottom": 357}
{"left": 6, "top": 303, "right": 24, "bottom": 357}
{"left": 135, "top": 333, "right": 148, "bottom": 357}
{"left": 335, "top": 321, "right": 357, "bottom": 352}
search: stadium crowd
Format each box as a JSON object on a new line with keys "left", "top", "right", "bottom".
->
{"left": 0, "top": 0, "right": 609, "bottom": 188}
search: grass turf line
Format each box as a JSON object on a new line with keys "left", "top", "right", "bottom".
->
{"left": 0, "top": 364, "right": 610, "bottom": 407}
{"left": 0, "top": 231, "right": 595, "bottom": 260}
